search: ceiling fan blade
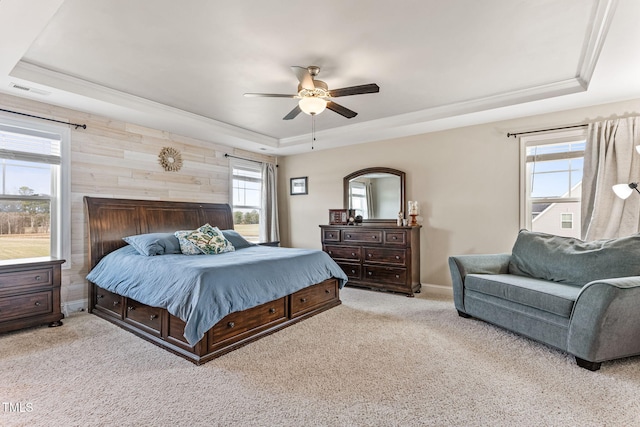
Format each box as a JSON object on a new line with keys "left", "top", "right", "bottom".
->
{"left": 291, "top": 66, "right": 315, "bottom": 90}
{"left": 329, "top": 83, "right": 380, "bottom": 98}
{"left": 283, "top": 105, "right": 302, "bottom": 120}
{"left": 326, "top": 101, "right": 357, "bottom": 119}
{"left": 244, "top": 93, "right": 297, "bottom": 98}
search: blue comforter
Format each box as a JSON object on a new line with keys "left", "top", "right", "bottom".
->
{"left": 86, "top": 245, "right": 348, "bottom": 345}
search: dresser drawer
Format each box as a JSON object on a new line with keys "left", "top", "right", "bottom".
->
{"left": 210, "top": 297, "right": 287, "bottom": 346}
{"left": 94, "top": 286, "right": 123, "bottom": 318}
{"left": 343, "top": 230, "right": 383, "bottom": 244}
{"left": 0, "top": 291, "right": 52, "bottom": 321}
{"left": 291, "top": 280, "right": 338, "bottom": 317}
{"left": 324, "top": 245, "right": 361, "bottom": 261}
{"left": 0, "top": 268, "right": 52, "bottom": 292}
{"left": 363, "top": 266, "right": 407, "bottom": 285}
{"left": 364, "top": 247, "right": 407, "bottom": 265}
{"left": 385, "top": 231, "right": 407, "bottom": 245}
{"left": 322, "top": 228, "right": 341, "bottom": 242}
{"left": 125, "top": 299, "right": 162, "bottom": 336}
{"left": 337, "top": 262, "right": 361, "bottom": 279}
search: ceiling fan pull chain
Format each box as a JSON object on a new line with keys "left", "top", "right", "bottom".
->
{"left": 311, "top": 114, "right": 316, "bottom": 150}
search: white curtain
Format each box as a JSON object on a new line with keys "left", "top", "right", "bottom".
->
{"left": 582, "top": 117, "right": 640, "bottom": 240}
{"left": 259, "top": 162, "right": 279, "bottom": 243}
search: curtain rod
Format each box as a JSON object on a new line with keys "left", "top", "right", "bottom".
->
{"left": 0, "top": 108, "right": 87, "bottom": 130}
{"left": 224, "top": 153, "right": 278, "bottom": 167}
{"left": 507, "top": 124, "right": 587, "bottom": 138}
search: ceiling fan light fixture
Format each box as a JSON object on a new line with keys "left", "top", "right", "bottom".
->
{"left": 299, "top": 96, "right": 327, "bottom": 115}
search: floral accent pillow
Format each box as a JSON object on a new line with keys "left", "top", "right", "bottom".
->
{"left": 174, "top": 230, "right": 205, "bottom": 255}
{"left": 176, "top": 224, "right": 235, "bottom": 255}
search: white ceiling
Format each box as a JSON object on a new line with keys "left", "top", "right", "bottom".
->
{"left": 0, "top": 0, "right": 639, "bottom": 156}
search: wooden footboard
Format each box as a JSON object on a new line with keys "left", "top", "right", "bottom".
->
{"left": 90, "top": 278, "right": 340, "bottom": 364}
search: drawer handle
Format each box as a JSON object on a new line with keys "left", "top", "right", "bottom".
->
{"left": 328, "top": 233, "right": 333, "bottom": 237}
{"left": 325, "top": 289, "right": 330, "bottom": 294}
{"left": 35, "top": 275, "right": 42, "bottom": 281}
{"left": 300, "top": 298, "right": 307, "bottom": 303}
{"left": 395, "top": 275, "right": 400, "bottom": 278}
{"left": 351, "top": 269, "right": 356, "bottom": 274}
{"left": 392, "top": 236, "right": 398, "bottom": 240}
{"left": 113, "top": 301, "right": 120, "bottom": 306}
{"left": 328, "top": 251, "right": 333, "bottom": 255}
{"left": 150, "top": 314, "right": 158, "bottom": 320}
{"left": 269, "top": 308, "right": 276, "bottom": 314}
{"left": 127, "top": 306, "right": 135, "bottom": 311}
{"left": 35, "top": 301, "right": 41, "bottom": 306}
{"left": 227, "top": 322, "right": 235, "bottom": 328}
{"left": 346, "top": 234, "right": 351, "bottom": 238}
{"left": 395, "top": 256, "right": 400, "bottom": 259}
{"left": 368, "top": 253, "right": 372, "bottom": 257}
{"left": 372, "top": 235, "right": 377, "bottom": 239}
{"left": 368, "top": 272, "right": 373, "bottom": 276}
{"left": 351, "top": 252, "right": 356, "bottom": 256}
{"left": 97, "top": 294, "right": 104, "bottom": 299}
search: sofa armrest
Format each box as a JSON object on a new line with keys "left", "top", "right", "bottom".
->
{"left": 448, "top": 254, "right": 511, "bottom": 313}
{"left": 567, "top": 276, "right": 640, "bottom": 363}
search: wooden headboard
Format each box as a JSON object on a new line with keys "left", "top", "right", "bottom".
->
{"left": 84, "top": 196, "right": 234, "bottom": 269}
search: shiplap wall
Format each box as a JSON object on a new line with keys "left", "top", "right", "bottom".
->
{"left": 0, "top": 93, "right": 275, "bottom": 308}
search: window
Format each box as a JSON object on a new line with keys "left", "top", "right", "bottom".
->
{"left": 230, "top": 159, "right": 262, "bottom": 242}
{"left": 0, "top": 116, "right": 70, "bottom": 263}
{"left": 561, "top": 213, "right": 573, "bottom": 229}
{"left": 520, "top": 129, "right": 586, "bottom": 238}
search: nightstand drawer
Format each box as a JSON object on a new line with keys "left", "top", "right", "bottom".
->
{"left": 0, "top": 291, "right": 52, "bottom": 321}
{"left": 0, "top": 268, "right": 52, "bottom": 291}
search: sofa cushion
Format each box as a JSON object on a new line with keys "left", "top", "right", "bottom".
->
{"left": 508, "top": 230, "right": 640, "bottom": 286}
{"left": 465, "top": 274, "right": 582, "bottom": 318}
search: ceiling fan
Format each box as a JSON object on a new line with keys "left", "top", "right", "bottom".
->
{"left": 244, "top": 66, "right": 380, "bottom": 120}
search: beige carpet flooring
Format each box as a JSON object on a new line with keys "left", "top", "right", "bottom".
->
{"left": 1, "top": 287, "right": 639, "bottom": 427}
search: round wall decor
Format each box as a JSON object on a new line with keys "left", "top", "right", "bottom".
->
{"left": 158, "top": 147, "right": 183, "bottom": 172}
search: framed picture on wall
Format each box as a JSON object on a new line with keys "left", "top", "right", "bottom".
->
{"left": 290, "top": 177, "right": 308, "bottom": 195}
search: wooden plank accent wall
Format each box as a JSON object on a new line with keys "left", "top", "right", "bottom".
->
{"left": 0, "top": 93, "right": 275, "bottom": 307}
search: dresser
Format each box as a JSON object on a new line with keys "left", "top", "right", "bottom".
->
{"left": 0, "top": 257, "right": 65, "bottom": 334}
{"left": 320, "top": 224, "right": 421, "bottom": 296}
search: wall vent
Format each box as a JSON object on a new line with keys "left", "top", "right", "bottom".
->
{"left": 10, "top": 82, "right": 51, "bottom": 96}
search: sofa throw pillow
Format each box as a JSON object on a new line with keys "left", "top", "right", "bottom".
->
{"left": 183, "top": 224, "right": 235, "bottom": 255}
{"left": 508, "top": 230, "right": 640, "bottom": 286}
{"left": 123, "top": 232, "right": 181, "bottom": 256}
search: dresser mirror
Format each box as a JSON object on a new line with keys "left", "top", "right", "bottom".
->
{"left": 343, "top": 167, "right": 405, "bottom": 224}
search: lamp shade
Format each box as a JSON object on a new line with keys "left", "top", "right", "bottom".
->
{"left": 612, "top": 183, "right": 634, "bottom": 199}
{"left": 299, "top": 97, "right": 327, "bottom": 115}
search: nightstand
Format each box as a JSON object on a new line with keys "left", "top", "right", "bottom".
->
{"left": 0, "top": 257, "right": 65, "bottom": 334}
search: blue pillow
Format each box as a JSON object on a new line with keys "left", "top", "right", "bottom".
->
{"left": 123, "top": 232, "right": 182, "bottom": 256}
{"left": 221, "top": 229, "right": 255, "bottom": 249}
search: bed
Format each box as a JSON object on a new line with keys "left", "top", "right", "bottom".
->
{"left": 84, "top": 196, "right": 347, "bottom": 364}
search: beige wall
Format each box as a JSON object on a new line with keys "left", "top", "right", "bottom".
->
{"left": 0, "top": 93, "right": 274, "bottom": 308}
{"left": 278, "top": 98, "right": 640, "bottom": 288}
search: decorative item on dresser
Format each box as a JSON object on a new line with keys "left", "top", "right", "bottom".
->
{"left": 0, "top": 257, "right": 65, "bottom": 334}
{"left": 320, "top": 224, "right": 421, "bottom": 296}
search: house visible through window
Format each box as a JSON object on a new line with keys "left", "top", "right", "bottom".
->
{"left": 0, "top": 118, "right": 70, "bottom": 262}
{"left": 520, "top": 129, "right": 586, "bottom": 238}
{"left": 230, "top": 159, "right": 262, "bottom": 242}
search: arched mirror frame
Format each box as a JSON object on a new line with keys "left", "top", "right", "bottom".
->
{"left": 343, "top": 167, "right": 406, "bottom": 224}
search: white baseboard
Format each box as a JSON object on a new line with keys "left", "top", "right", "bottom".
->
{"left": 61, "top": 299, "right": 89, "bottom": 317}
{"left": 420, "top": 283, "right": 453, "bottom": 298}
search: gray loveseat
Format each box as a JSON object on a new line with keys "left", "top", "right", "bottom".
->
{"left": 449, "top": 230, "right": 640, "bottom": 371}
